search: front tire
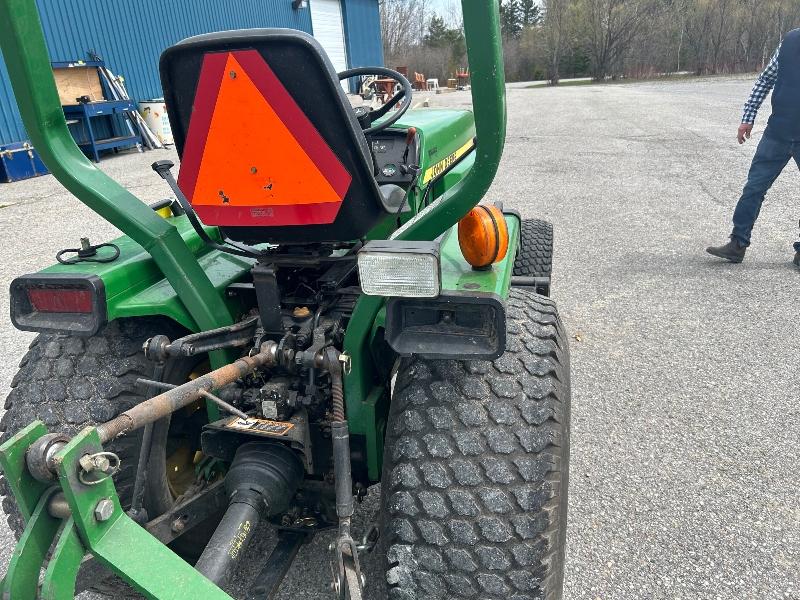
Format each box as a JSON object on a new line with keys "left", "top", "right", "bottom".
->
{"left": 514, "top": 218, "right": 554, "bottom": 296}
{"left": 379, "top": 288, "right": 571, "bottom": 599}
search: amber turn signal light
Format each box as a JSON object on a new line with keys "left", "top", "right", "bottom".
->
{"left": 458, "top": 204, "right": 509, "bottom": 269}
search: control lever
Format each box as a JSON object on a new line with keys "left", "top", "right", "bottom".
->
{"left": 402, "top": 126, "right": 417, "bottom": 166}
{"left": 150, "top": 161, "right": 260, "bottom": 258}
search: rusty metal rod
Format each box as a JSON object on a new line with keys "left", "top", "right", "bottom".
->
{"left": 137, "top": 379, "right": 250, "bottom": 421}
{"left": 198, "top": 389, "right": 250, "bottom": 421}
{"left": 97, "top": 343, "right": 277, "bottom": 444}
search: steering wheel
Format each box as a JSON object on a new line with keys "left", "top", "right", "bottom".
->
{"left": 338, "top": 67, "right": 413, "bottom": 135}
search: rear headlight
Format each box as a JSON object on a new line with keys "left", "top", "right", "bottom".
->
{"left": 357, "top": 241, "right": 441, "bottom": 298}
{"left": 10, "top": 274, "right": 106, "bottom": 335}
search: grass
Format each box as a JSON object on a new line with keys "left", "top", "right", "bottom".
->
{"left": 526, "top": 79, "right": 595, "bottom": 88}
{"left": 524, "top": 72, "right": 735, "bottom": 89}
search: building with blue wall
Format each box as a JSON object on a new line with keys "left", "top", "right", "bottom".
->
{"left": 0, "top": 0, "right": 383, "bottom": 145}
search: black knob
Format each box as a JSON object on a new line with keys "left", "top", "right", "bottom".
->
{"left": 151, "top": 160, "right": 175, "bottom": 178}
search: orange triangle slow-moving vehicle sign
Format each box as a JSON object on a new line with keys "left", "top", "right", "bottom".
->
{"left": 178, "top": 50, "right": 352, "bottom": 227}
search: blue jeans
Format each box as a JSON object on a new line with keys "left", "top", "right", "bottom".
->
{"left": 731, "top": 127, "right": 800, "bottom": 252}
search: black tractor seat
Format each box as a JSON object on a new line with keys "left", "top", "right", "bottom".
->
{"left": 159, "top": 29, "right": 391, "bottom": 244}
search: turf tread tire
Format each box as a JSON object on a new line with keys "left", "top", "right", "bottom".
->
{"left": 0, "top": 318, "right": 188, "bottom": 596}
{"left": 514, "top": 219, "right": 553, "bottom": 296}
{"left": 380, "top": 288, "right": 570, "bottom": 600}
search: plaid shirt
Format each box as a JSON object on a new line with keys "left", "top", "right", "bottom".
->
{"left": 742, "top": 45, "right": 781, "bottom": 124}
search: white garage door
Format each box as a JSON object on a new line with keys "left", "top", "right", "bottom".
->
{"left": 311, "top": 0, "right": 348, "bottom": 84}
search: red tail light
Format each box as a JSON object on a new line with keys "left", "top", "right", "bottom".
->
{"left": 27, "top": 288, "right": 94, "bottom": 314}
{"left": 10, "top": 275, "right": 106, "bottom": 335}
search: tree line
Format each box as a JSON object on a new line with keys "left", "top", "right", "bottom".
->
{"left": 380, "top": 0, "right": 800, "bottom": 85}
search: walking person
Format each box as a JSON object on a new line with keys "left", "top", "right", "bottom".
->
{"left": 707, "top": 29, "right": 800, "bottom": 267}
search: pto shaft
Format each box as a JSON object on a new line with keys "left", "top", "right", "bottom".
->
{"left": 194, "top": 496, "right": 261, "bottom": 586}
{"left": 195, "top": 442, "right": 303, "bottom": 588}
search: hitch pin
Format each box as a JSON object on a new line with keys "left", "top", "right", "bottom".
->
{"left": 136, "top": 378, "right": 250, "bottom": 421}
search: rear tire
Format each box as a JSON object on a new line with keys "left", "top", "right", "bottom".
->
{"left": 514, "top": 218, "right": 553, "bottom": 296}
{"left": 0, "top": 318, "right": 200, "bottom": 596}
{"left": 378, "top": 288, "right": 570, "bottom": 599}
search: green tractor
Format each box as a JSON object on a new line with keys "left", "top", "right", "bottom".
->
{"left": 0, "top": 0, "right": 570, "bottom": 598}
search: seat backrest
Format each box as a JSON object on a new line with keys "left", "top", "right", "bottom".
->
{"left": 159, "top": 29, "right": 389, "bottom": 244}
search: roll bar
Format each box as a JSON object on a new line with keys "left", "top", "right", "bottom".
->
{"left": 395, "top": 0, "right": 507, "bottom": 241}
{"left": 0, "top": 0, "right": 234, "bottom": 335}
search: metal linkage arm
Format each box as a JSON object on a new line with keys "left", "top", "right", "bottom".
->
{"left": 0, "top": 423, "right": 235, "bottom": 600}
{"left": 245, "top": 530, "right": 308, "bottom": 599}
{"left": 97, "top": 342, "right": 278, "bottom": 443}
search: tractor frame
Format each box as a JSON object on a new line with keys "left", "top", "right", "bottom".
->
{"left": 0, "top": 1, "right": 568, "bottom": 598}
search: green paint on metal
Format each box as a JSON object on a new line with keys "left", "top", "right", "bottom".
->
{"left": 392, "top": 0, "right": 506, "bottom": 243}
{"left": 111, "top": 243, "right": 253, "bottom": 331}
{"left": 2, "top": 488, "right": 61, "bottom": 600}
{"left": 0, "top": 0, "right": 235, "bottom": 354}
{"left": 346, "top": 213, "right": 519, "bottom": 480}
{"left": 439, "top": 213, "right": 520, "bottom": 299}
{"left": 393, "top": 109, "right": 476, "bottom": 190}
{"left": 53, "top": 427, "right": 233, "bottom": 599}
{"left": 40, "top": 519, "right": 83, "bottom": 600}
{"left": 36, "top": 213, "right": 248, "bottom": 417}
{"left": 343, "top": 298, "right": 383, "bottom": 427}
{"left": 367, "top": 109, "right": 475, "bottom": 240}
{"left": 363, "top": 387, "right": 388, "bottom": 481}
{"left": 393, "top": 108, "right": 475, "bottom": 138}
{"left": 93, "top": 515, "right": 234, "bottom": 599}
{"left": 39, "top": 216, "right": 254, "bottom": 333}
{"left": 440, "top": 153, "right": 476, "bottom": 198}
{"left": 52, "top": 427, "right": 124, "bottom": 547}
{"left": 0, "top": 421, "right": 49, "bottom": 520}
{"left": 346, "top": 0, "right": 507, "bottom": 481}
{"left": 349, "top": 109, "right": 480, "bottom": 477}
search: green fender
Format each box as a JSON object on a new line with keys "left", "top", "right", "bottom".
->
{"left": 29, "top": 216, "right": 255, "bottom": 333}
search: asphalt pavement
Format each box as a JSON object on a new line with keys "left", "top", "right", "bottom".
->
{"left": 0, "top": 75, "right": 797, "bottom": 599}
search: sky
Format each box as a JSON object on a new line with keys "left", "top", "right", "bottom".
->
{"left": 428, "top": 0, "right": 462, "bottom": 25}
{"left": 428, "top": 0, "right": 543, "bottom": 26}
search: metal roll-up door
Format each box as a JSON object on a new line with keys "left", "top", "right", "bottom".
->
{"left": 310, "top": 0, "right": 348, "bottom": 90}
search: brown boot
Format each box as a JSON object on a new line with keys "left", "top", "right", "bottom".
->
{"left": 706, "top": 238, "right": 747, "bottom": 263}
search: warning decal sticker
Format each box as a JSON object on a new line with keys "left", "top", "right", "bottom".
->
{"left": 224, "top": 417, "right": 294, "bottom": 437}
